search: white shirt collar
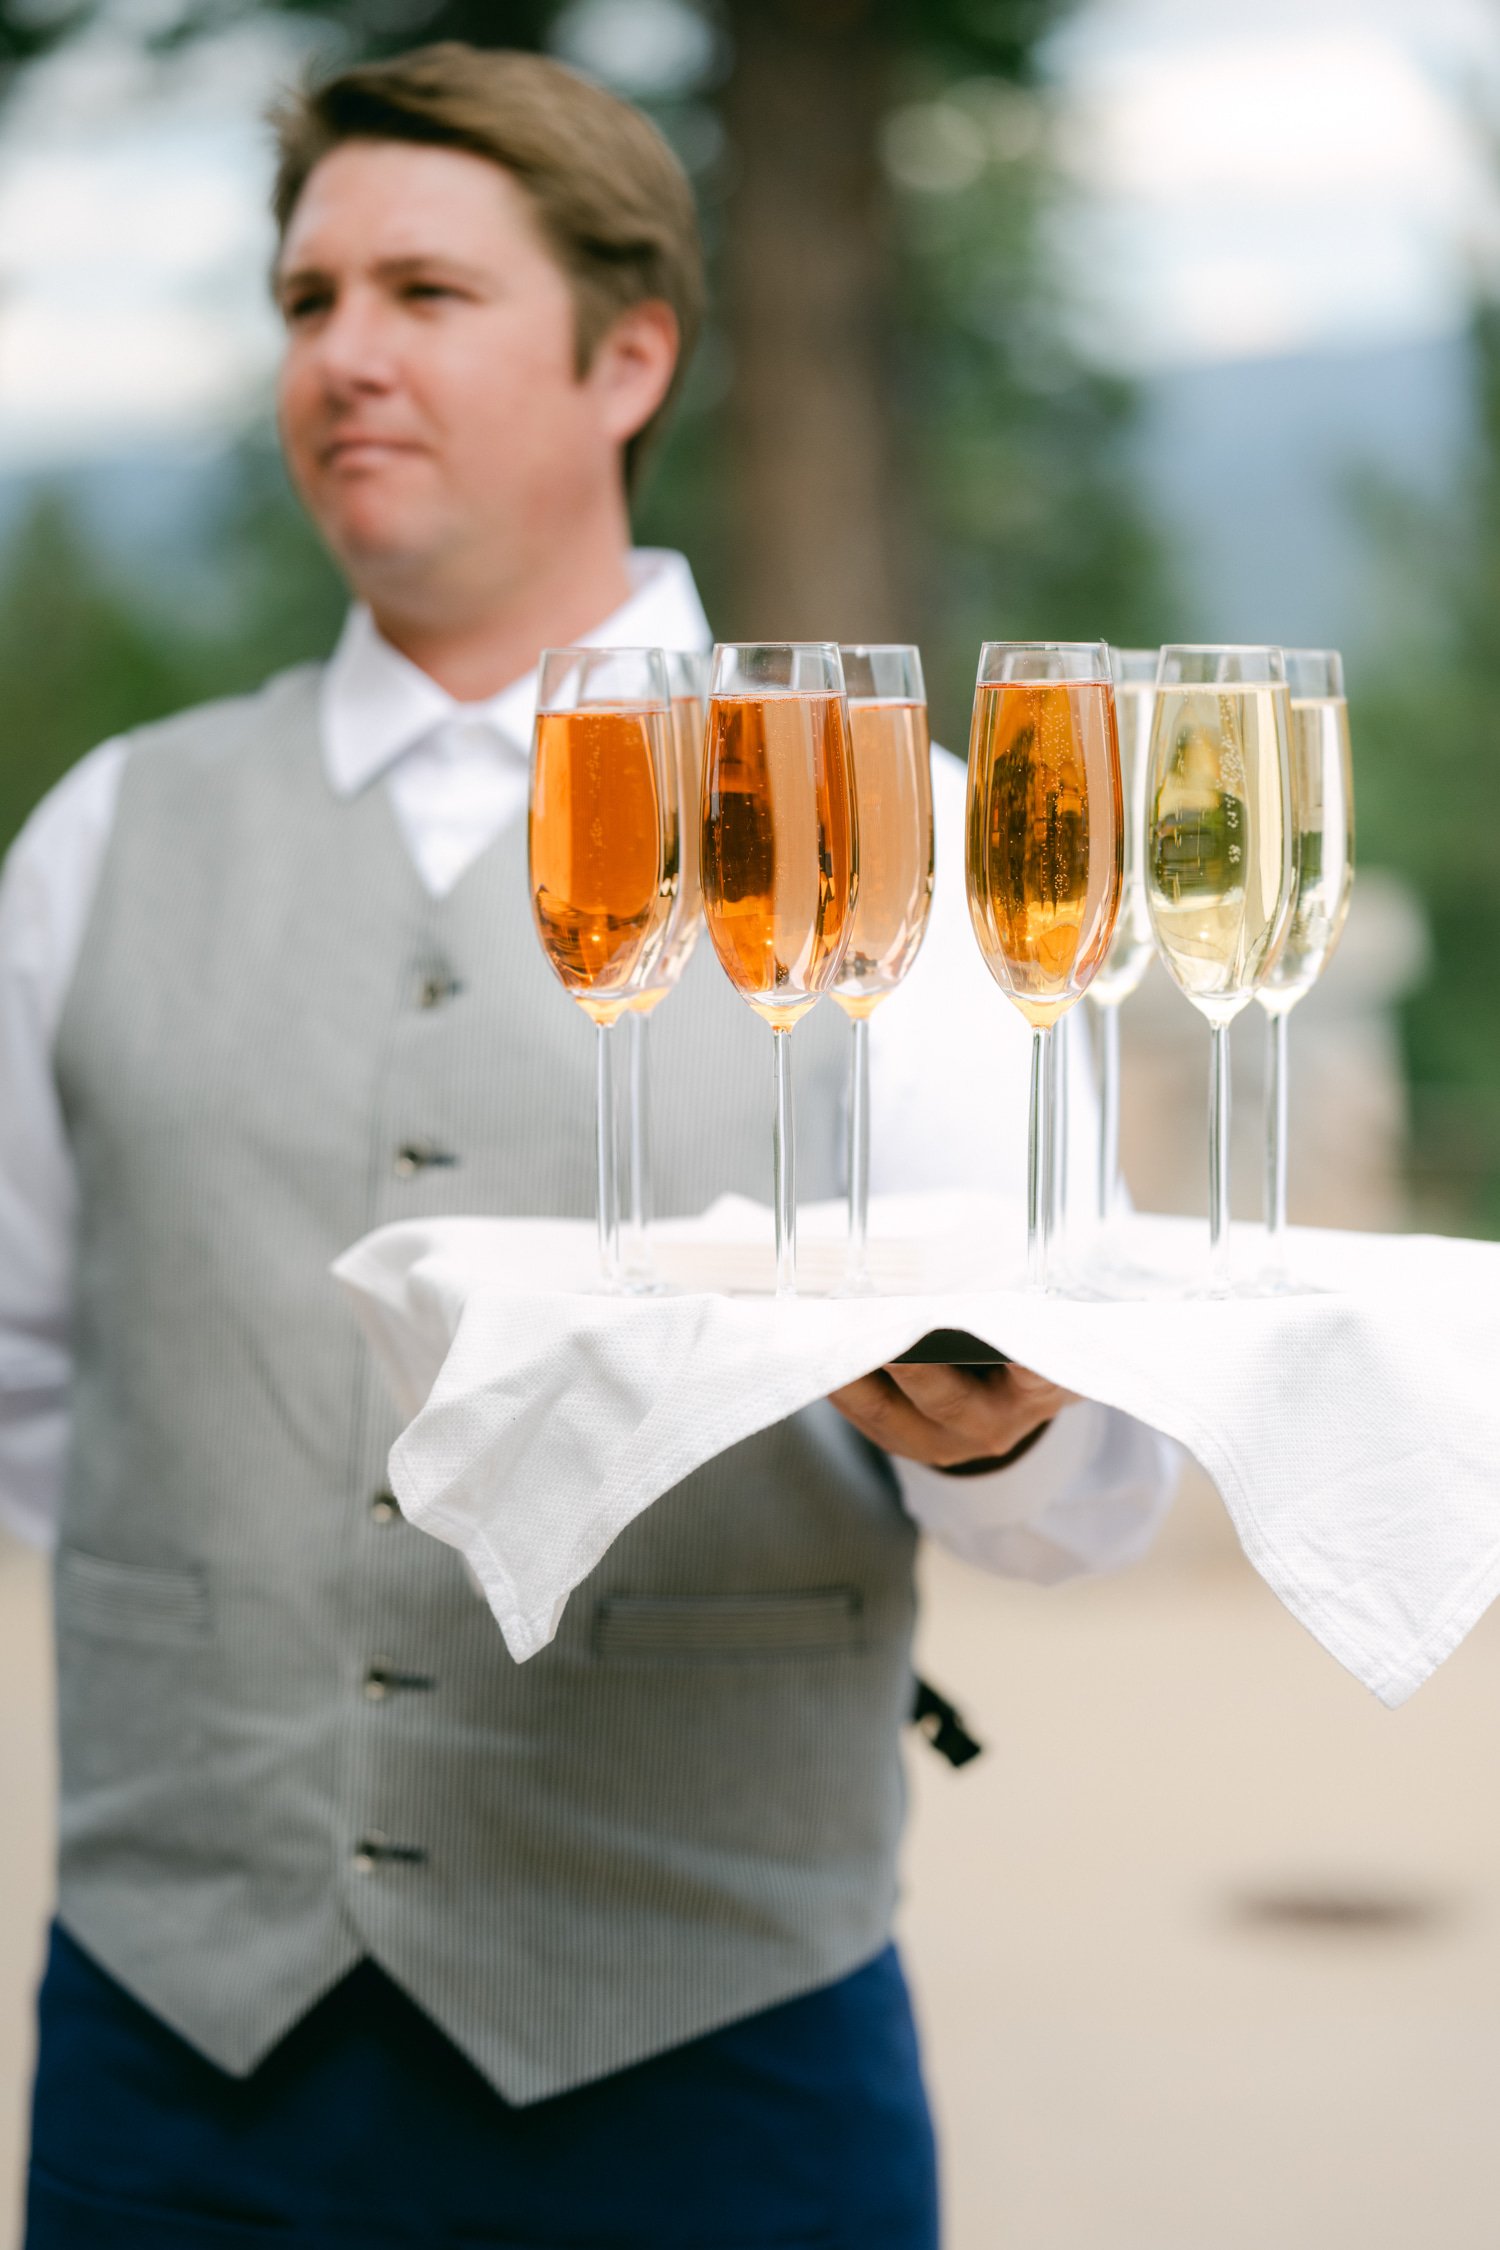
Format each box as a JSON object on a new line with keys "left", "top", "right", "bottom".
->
{"left": 321, "top": 548, "right": 713, "bottom": 799}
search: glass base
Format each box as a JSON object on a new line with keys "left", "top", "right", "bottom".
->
{"left": 1239, "top": 1266, "right": 1331, "bottom": 1300}
{"left": 831, "top": 1279, "right": 876, "bottom": 1301}
{"left": 621, "top": 1272, "right": 672, "bottom": 1297}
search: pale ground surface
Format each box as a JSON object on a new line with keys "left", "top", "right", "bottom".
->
{"left": 3, "top": 1468, "right": 1498, "bottom": 2250}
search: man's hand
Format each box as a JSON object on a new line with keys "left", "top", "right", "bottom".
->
{"left": 828, "top": 1360, "right": 1078, "bottom": 1473}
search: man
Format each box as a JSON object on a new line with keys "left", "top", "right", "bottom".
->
{"left": 0, "top": 45, "right": 1174, "bottom": 2248}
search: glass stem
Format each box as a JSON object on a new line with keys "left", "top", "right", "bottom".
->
{"left": 1049, "top": 1016, "right": 1070, "bottom": 1245}
{"left": 772, "top": 1027, "right": 797, "bottom": 1299}
{"left": 595, "top": 1019, "right": 622, "bottom": 1289}
{"left": 1097, "top": 1002, "right": 1121, "bottom": 1225}
{"left": 1208, "top": 1020, "right": 1232, "bottom": 1295}
{"left": 1266, "top": 1008, "right": 1289, "bottom": 1261}
{"left": 626, "top": 1010, "right": 654, "bottom": 1271}
{"left": 846, "top": 1016, "right": 871, "bottom": 1289}
{"left": 1027, "top": 1023, "right": 1053, "bottom": 1292}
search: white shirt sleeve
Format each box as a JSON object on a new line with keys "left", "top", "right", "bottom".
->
{"left": 0, "top": 738, "right": 129, "bottom": 1548}
{"left": 868, "top": 745, "right": 1180, "bottom": 1581}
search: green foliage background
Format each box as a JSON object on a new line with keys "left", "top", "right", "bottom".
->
{"left": 0, "top": 0, "right": 1172, "bottom": 812}
{"left": 1351, "top": 301, "right": 1500, "bottom": 1230}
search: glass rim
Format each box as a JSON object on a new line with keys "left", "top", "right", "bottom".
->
{"left": 976, "top": 637, "right": 1110, "bottom": 685}
{"left": 839, "top": 642, "right": 926, "bottom": 705}
{"left": 711, "top": 639, "right": 840, "bottom": 655}
{"left": 540, "top": 642, "right": 667, "bottom": 660}
{"left": 1109, "top": 645, "right": 1161, "bottom": 683}
{"left": 709, "top": 641, "right": 847, "bottom": 697}
{"left": 978, "top": 638, "right": 1108, "bottom": 654}
{"left": 1154, "top": 642, "right": 1289, "bottom": 686}
{"left": 536, "top": 644, "right": 669, "bottom": 712}
{"left": 1283, "top": 646, "right": 1346, "bottom": 697}
{"left": 1157, "top": 642, "right": 1284, "bottom": 656}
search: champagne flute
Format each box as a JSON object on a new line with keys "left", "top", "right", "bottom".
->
{"left": 700, "top": 643, "right": 858, "bottom": 1297}
{"left": 1256, "top": 647, "right": 1355, "bottom": 1284}
{"left": 831, "top": 644, "right": 935, "bottom": 1293}
{"left": 1145, "top": 645, "right": 1294, "bottom": 1296}
{"left": 1089, "top": 647, "right": 1159, "bottom": 1223}
{"left": 528, "top": 646, "right": 678, "bottom": 1291}
{"left": 965, "top": 642, "right": 1123, "bottom": 1292}
{"left": 621, "top": 648, "right": 710, "bottom": 1289}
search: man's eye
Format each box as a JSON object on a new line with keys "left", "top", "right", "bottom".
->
{"left": 283, "top": 292, "right": 330, "bottom": 322}
{"left": 405, "top": 282, "right": 462, "bottom": 302}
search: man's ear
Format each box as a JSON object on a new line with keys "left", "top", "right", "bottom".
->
{"left": 590, "top": 300, "right": 681, "bottom": 449}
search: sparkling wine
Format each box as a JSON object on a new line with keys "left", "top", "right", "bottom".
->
{"left": 1147, "top": 682, "right": 1294, "bottom": 1024}
{"left": 1257, "top": 694, "right": 1355, "bottom": 1016}
{"left": 627, "top": 692, "right": 706, "bottom": 1013}
{"left": 701, "top": 691, "right": 857, "bottom": 1031}
{"left": 965, "top": 680, "right": 1123, "bottom": 1028}
{"left": 529, "top": 706, "right": 677, "bottom": 1026}
{"left": 1088, "top": 678, "right": 1155, "bottom": 1006}
{"left": 832, "top": 700, "right": 934, "bottom": 1019}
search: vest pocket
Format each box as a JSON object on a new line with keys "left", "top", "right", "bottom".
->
{"left": 55, "top": 1550, "right": 213, "bottom": 1797}
{"left": 593, "top": 1587, "right": 863, "bottom": 1663}
{"left": 56, "top": 1549, "right": 211, "bottom": 1648}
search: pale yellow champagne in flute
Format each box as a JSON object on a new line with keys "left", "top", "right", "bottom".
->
{"left": 832, "top": 644, "right": 934, "bottom": 1292}
{"left": 619, "top": 649, "right": 710, "bottom": 1288}
{"left": 1145, "top": 645, "right": 1294, "bottom": 1293}
{"left": 1256, "top": 648, "right": 1355, "bottom": 1274}
{"left": 701, "top": 643, "right": 858, "bottom": 1296}
{"left": 529, "top": 646, "right": 678, "bottom": 1289}
{"left": 965, "top": 642, "right": 1123, "bottom": 1290}
{"left": 1089, "top": 648, "right": 1158, "bottom": 1222}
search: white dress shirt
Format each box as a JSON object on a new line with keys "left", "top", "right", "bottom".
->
{"left": 0, "top": 546, "right": 1176, "bottom": 1570}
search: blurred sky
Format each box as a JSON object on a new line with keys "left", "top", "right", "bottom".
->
{"left": 1049, "top": 0, "right": 1500, "bottom": 369}
{"left": 0, "top": 0, "right": 1498, "bottom": 468}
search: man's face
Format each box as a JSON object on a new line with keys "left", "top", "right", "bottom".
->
{"left": 274, "top": 140, "right": 637, "bottom": 603}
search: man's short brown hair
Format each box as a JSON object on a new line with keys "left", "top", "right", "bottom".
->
{"left": 270, "top": 43, "right": 705, "bottom": 491}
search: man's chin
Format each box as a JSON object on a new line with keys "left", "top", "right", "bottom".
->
{"left": 316, "top": 504, "right": 448, "bottom": 590}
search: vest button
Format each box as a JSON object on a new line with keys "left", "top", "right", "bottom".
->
{"left": 370, "top": 1492, "right": 399, "bottom": 1525}
{"left": 352, "top": 1831, "right": 428, "bottom": 1872}
{"left": 394, "top": 1142, "right": 458, "bottom": 1178}
{"left": 363, "top": 1661, "right": 436, "bottom": 1700}
{"left": 417, "top": 972, "right": 463, "bottom": 1010}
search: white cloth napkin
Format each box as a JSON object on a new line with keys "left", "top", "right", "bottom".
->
{"left": 332, "top": 1194, "right": 1500, "bottom": 1707}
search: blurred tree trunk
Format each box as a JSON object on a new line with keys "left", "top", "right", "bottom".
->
{"left": 721, "top": 0, "right": 906, "bottom": 641}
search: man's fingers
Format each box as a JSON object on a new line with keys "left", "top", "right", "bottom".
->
{"left": 828, "top": 1371, "right": 974, "bottom": 1465}
{"left": 830, "top": 1357, "right": 1083, "bottom": 1470}
{"left": 882, "top": 1362, "right": 1019, "bottom": 1453}
{"left": 883, "top": 1361, "right": 984, "bottom": 1420}
{"left": 886, "top": 1360, "right": 1075, "bottom": 1447}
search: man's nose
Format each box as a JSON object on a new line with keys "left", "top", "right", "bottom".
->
{"left": 312, "top": 290, "right": 398, "bottom": 396}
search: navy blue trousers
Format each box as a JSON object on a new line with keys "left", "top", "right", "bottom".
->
{"left": 25, "top": 1924, "right": 939, "bottom": 2248}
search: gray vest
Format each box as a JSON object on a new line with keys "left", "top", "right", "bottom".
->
{"left": 51, "top": 665, "right": 919, "bottom": 2104}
